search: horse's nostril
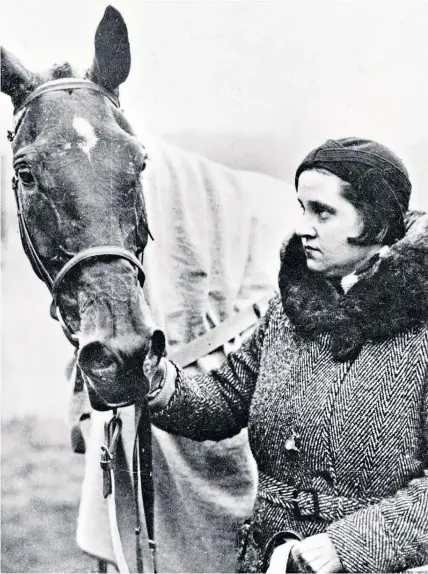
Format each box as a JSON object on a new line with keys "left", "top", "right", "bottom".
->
{"left": 78, "top": 342, "right": 122, "bottom": 379}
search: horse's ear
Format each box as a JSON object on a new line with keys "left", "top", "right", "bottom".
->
{"left": 88, "top": 6, "right": 131, "bottom": 92}
{"left": 1, "top": 47, "right": 37, "bottom": 110}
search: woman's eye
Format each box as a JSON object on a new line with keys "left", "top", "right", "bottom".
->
{"left": 313, "top": 205, "right": 334, "bottom": 220}
{"left": 17, "top": 168, "right": 35, "bottom": 187}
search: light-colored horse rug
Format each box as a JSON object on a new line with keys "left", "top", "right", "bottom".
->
{"left": 69, "top": 134, "right": 299, "bottom": 573}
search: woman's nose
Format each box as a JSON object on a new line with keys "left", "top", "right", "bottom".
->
{"left": 295, "top": 212, "right": 316, "bottom": 238}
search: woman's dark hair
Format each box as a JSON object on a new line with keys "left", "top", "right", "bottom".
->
{"left": 295, "top": 138, "right": 412, "bottom": 247}
{"left": 313, "top": 166, "right": 406, "bottom": 246}
{"left": 339, "top": 168, "right": 406, "bottom": 246}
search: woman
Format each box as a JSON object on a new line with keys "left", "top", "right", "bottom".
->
{"left": 144, "top": 138, "right": 428, "bottom": 573}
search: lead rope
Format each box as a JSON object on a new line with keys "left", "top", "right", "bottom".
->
{"left": 134, "top": 399, "right": 157, "bottom": 573}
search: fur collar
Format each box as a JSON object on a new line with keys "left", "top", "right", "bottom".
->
{"left": 278, "top": 211, "right": 428, "bottom": 361}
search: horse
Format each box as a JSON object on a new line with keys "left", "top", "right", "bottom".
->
{"left": 1, "top": 6, "right": 299, "bottom": 572}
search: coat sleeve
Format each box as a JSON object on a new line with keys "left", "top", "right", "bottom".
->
{"left": 327, "top": 373, "right": 428, "bottom": 573}
{"left": 149, "top": 296, "right": 280, "bottom": 442}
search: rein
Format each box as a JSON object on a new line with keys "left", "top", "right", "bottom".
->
{"left": 9, "top": 78, "right": 156, "bottom": 574}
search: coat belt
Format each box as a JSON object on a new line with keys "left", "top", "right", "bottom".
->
{"left": 258, "top": 472, "right": 380, "bottom": 521}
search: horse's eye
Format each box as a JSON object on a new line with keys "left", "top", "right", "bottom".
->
{"left": 17, "top": 168, "right": 35, "bottom": 188}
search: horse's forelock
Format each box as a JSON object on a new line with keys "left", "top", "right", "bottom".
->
{"left": 37, "top": 62, "right": 85, "bottom": 85}
{"left": 50, "top": 62, "right": 75, "bottom": 79}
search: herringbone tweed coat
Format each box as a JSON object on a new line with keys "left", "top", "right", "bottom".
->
{"left": 151, "top": 212, "right": 428, "bottom": 573}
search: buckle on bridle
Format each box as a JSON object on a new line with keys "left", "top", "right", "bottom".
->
{"left": 292, "top": 488, "right": 320, "bottom": 520}
{"left": 100, "top": 413, "right": 123, "bottom": 498}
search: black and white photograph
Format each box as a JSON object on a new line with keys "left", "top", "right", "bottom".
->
{"left": 1, "top": 1, "right": 428, "bottom": 573}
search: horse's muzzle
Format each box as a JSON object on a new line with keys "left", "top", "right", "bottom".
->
{"left": 78, "top": 341, "right": 123, "bottom": 380}
{"left": 77, "top": 329, "right": 166, "bottom": 406}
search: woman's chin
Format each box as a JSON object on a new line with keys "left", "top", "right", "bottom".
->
{"left": 306, "top": 259, "right": 326, "bottom": 274}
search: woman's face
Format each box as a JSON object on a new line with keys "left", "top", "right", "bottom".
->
{"left": 296, "top": 169, "right": 379, "bottom": 278}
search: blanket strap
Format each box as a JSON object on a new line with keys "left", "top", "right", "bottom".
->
{"left": 169, "top": 293, "right": 273, "bottom": 368}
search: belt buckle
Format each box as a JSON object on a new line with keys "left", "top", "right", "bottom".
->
{"left": 292, "top": 488, "right": 320, "bottom": 520}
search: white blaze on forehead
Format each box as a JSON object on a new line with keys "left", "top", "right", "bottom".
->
{"left": 72, "top": 116, "right": 98, "bottom": 157}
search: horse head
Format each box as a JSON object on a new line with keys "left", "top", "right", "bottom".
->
{"left": 1, "top": 6, "right": 165, "bottom": 408}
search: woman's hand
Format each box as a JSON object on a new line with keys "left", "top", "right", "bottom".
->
{"left": 267, "top": 540, "right": 298, "bottom": 573}
{"left": 267, "top": 533, "right": 342, "bottom": 573}
{"left": 290, "top": 533, "right": 342, "bottom": 573}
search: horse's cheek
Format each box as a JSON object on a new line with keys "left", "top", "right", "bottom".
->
{"left": 32, "top": 228, "right": 58, "bottom": 259}
{"left": 24, "top": 193, "right": 60, "bottom": 259}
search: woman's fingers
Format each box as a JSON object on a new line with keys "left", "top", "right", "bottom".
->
{"left": 291, "top": 534, "right": 342, "bottom": 573}
{"left": 267, "top": 542, "right": 298, "bottom": 573}
{"left": 143, "top": 348, "right": 157, "bottom": 378}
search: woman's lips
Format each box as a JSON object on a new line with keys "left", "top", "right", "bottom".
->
{"left": 304, "top": 245, "right": 320, "bottom": 252}
{"left": 304, "top": 245, "right": 321, "bottom": 258}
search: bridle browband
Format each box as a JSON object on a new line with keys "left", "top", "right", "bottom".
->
{"left": 16, "top": 78, "right": 121, "bottom": 113}
{"left": 11, "top": 79, "right": 146, "bottom": 348}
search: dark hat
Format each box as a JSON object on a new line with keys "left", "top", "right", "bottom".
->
{"left": 295, "top": 138, "right": 412, "bottom": 214}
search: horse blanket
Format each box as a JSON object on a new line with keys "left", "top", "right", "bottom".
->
{"left": 69, "top": 134, "right": 299, "bottom": 572}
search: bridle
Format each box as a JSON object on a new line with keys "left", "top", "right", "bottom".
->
{"left": 13, "top": 181, "right": 147, "bottom": 345}
{"left": 9, "top": 78, "right": 156, "bottom": 573}
{"left": 10, "top": 78, "right": 147, "bottom": 348}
